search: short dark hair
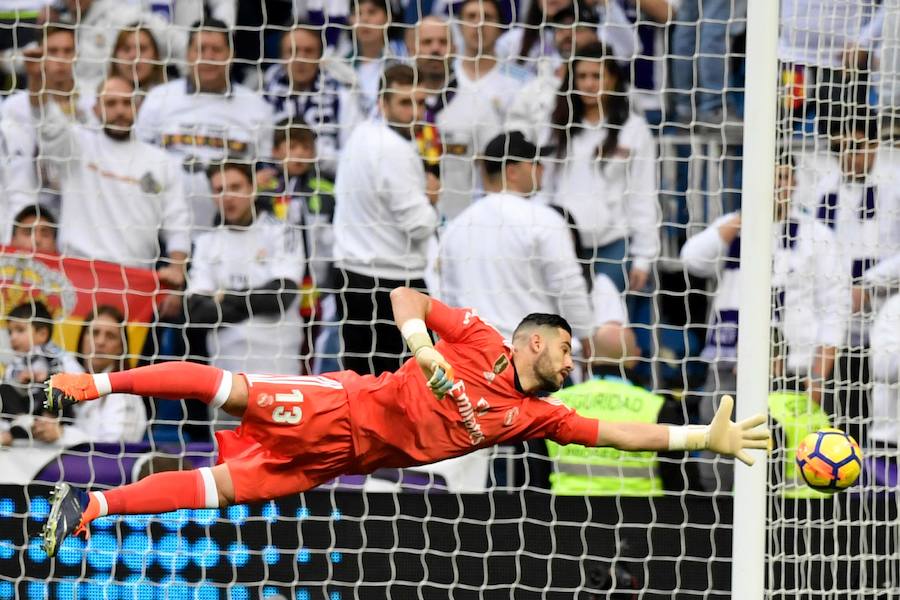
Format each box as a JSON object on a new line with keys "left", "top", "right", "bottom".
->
{"left": 12, "top": 204, "right": 57, "bottom": 234}
{"left": 7, "top": 300, "right": 54, "bottom": 338}
{"left": 453, "top": 0, "right": 502, "bottom": 19}
{"left": 206, "top": 160, "right": 254, "bottom": 184}
{"left": 273, "top": 117, "right": 317, "bottom": 149}
{"left": 379, "top": 63, "right": 416, "bottom": 99}
{"left": 513, "top": 313, "right": 572, "bottom": 340}
{"left": 42, "top": 23, "right": 75, "bottom": 43}
{"left": 281, "top": 22, "right": 324, "bottom": 57}
{"left": 187, "top": 18, "right": 232, "bottom": 51}
{"left": 353, "top": 0, "right": 390, "bottom": 17}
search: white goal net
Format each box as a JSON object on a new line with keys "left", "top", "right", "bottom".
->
{"left": 0, "top": 0, "right": 897, "bottom": 598}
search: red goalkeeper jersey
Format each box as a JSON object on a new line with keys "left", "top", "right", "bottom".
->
{"left": 329, "top": 299, "right": 600, "bottom": 474}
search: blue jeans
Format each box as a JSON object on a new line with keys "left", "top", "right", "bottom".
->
{"left": 670, "top": 0, "right": 734, "bottom": 117}
{"left": 592, "top": 238, "right": 629, "bottom": 292}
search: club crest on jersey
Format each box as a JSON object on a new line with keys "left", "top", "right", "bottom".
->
{"left": 492, "top": 354, "right": 509, "bottom": 375}
{"left": 139, "top": 172, "right": 162, "bottom": 194}
{"left": 476, "top": 397, "right": 490, "bottom": 416}
{"left": 257, "top": 393, "right": 274, "bottom": 408}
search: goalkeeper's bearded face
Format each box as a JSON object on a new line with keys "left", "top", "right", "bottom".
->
{"left": 531, "top": 329, "right": 574, "bottom": 393}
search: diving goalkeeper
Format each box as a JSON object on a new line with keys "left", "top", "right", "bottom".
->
{"left": 40, "top": 288, "right": 767, "bottom": 556}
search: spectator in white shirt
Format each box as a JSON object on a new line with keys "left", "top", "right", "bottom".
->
{"left": 1, "top": 25, "right": 95, "bottom": 223}
{"left": 407, "top": 7, "right": 527, "bottom": 220}
{"left": 453, "top": 0, "right": 531, "bottom": 116}
{"left": 542, "top": 42, "right": 659, "bottom": 294}
{"left": 136, "top": 19, "right": 275, "bottom": 234}
{"left": 440, "top": 131, "right": 594, "bottom": 345}
{"left": 31, "top": 306, "right": 148, "bottom": 446}
{"left": 30, "top": 73, "right": 190, "bottom": 293}
{"left": 681, "top": 155, "right": 849, "bottom": 490}
{"left": 186, "top": 161, "right": 305, "bottom": 382}
{"left": 346, "top": 0, "right": 406, "bottom": 117}
{"left": 333, "top": 63, "right": 439, "bottom": 375}
{"left": 812, "top": 112, "right": 900, "bottom": 446}
{"left": 55, "top": 0, "right": 185, "bottom": 94}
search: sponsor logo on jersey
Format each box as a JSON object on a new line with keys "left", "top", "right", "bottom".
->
{"left": 448, "top": 381, "right": 485, "bottom": 445}
{"left": 503, "top": 407, "right": 519, "bottom": 427}
{"left": 492, "top": 354, "right": 509, "bottom": 375}
{"left": 482, "top": 371, "right": 496, "bottom": 384}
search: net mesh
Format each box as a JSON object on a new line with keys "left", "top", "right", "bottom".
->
{"left": 0, "top": 0, "right": 896, "bottom": 597}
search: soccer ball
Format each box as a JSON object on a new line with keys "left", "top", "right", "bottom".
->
{"left": 795, "top": 428, "right": 863, "bottom": 493}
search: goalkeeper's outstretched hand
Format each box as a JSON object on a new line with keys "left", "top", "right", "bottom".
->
{"left": 707, "top": 395, "right": 769, "bottom": 466}
{"left": 415, "top": 346, "right": 455, "bottom": 399}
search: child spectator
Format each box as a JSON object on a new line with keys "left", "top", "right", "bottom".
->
{"left": 262, "top": 23, "right": 361, "bottom": 178}
{"left": 31, "top": 306, "right": 147, "bottom": 445}
{"left": 0, "top": 301, "right": 81, "bottom": 445}
{"left": 260, "top": 120, "right": 338, "bottom": 374}
{"left": 8, "top": 205, "right": 58, "bottom": 255}
{"left": 261, "top": 119, "right": 336, "bottom": 293}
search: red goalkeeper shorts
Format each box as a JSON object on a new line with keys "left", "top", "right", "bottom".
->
{"left": 215, "top": 373, "right": 355, "bottom": 503}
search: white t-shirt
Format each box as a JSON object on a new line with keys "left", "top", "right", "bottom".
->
{"left": 0, "top": 90, "right": 97, "bottom": 229}
{"left": 38, "top": 102, "right": 191, "bottom": 268}
{"left": 433, "top": 59, "right": 531, "bottom": 220}
{"left": 136, "top": 78, "right": 275, "bottom": 231}
{"left": 59, "top": 391, "right": 148, "bottom": 446}
{"left": 187, "top": 214, "right": 306, "bottom": 376}
{"left": 681, "top": 210, "right": 850, "bottom": 373}
{"left": 333, "top": 119, "right": 438, "bottom": 280}
{"left": 543, "top": 113, "right": 660, "bottom": 271}
{"left": 439, "top": 191, "right": 594, "bottom": 340}
{"left": 805, "top": 153, "right": 900, "bottom": 344}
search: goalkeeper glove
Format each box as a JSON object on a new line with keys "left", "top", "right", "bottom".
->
{"left": 401, "top": 319, "right": 455, "bottom": 399}
{"left": 667, "top": 395, "right": 769, "bottom": 466}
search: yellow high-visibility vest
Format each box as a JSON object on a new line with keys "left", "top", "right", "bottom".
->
{"left": 768, "top": 391, "right": 831, "bottom": 499}
{"left": 547, "top": 378, "right": 665, "bottom": 496}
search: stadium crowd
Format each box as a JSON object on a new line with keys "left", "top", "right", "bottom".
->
{"left": 0, "top": 0, "right": 897, "bottom": 494}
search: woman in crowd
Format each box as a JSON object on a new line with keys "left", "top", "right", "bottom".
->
{"left": 107, "top": 24, "right": 167, "bottom": 97}
{"left": 31, "top": 306, "right": 147, "bottom": 445}
{"left": 542, "top": 42, "right": 658, "bottom": 293}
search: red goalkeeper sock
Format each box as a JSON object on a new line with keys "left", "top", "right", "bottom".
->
{"left": 101, "top": 363, "right": 232, "bottom": 408}
{"left": 83, "top": 469, "right": 219, "bottom": 523}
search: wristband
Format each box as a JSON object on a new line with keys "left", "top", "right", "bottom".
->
{"left": 667, "top": 425, "right": 710, "bottom": 451}
{"left": 401, "top": 319, "right": 432, "bottom": 355}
